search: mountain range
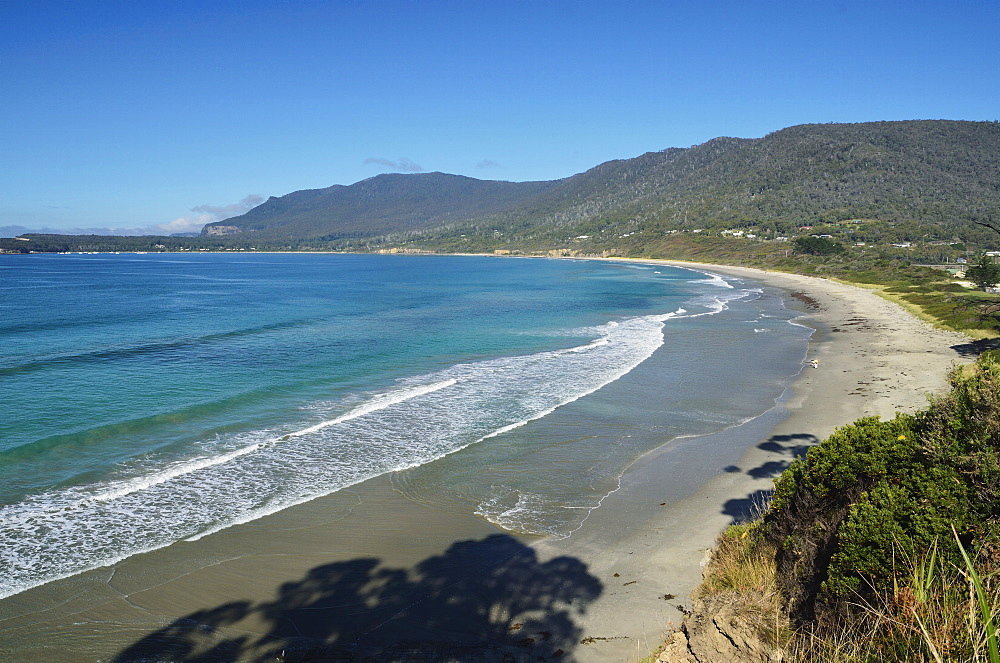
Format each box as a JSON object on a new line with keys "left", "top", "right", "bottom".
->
{"left": 203, "top": 173, "right": 559, "bottom": 241}
{"left": 202, "top": 120, "right": 1000, "bottom": 250}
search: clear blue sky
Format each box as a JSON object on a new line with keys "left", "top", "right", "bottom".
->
{"left": 2, "top": 0, "right": 998, "bottom": 235}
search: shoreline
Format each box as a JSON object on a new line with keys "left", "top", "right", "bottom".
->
{"left": 0, "top": 260, "right": 974, "bottom": 662}
{"left": 532, "top": 259, "right": 973, "bottom": 661}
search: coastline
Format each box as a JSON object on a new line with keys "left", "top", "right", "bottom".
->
{"left": 0, "top": 259, "right": 974, "bottom": 662}
{"left": 533, "top": 259, "right": 974, "bottom": 661}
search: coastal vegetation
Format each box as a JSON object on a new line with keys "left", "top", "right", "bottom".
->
{"left": 967, "top": 253, "right": 1000, "bottom": 291}
{"left": 665, "top": 357, "right": 1000, "bottom": 662}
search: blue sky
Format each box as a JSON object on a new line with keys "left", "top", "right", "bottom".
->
{"left": 2, "top": 1, "right": 998, "bottom": 235}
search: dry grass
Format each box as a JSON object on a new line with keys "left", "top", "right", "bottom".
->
{"left": 648, "top": 523, "right": 1000, "bottom": 662}
{"left": 790, "top": 532, "right": 1000, "bottom": 662}
{"left": 695, "top": 523, "right": 794, "bottom": 656}
{"left": 696, "top": 524, "right": 779, "bottom": 598}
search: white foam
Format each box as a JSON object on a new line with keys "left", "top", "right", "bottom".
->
{"left": 0, "top": 298, "right": 744, "bottom": 599}
{"left": 288, "top": 379, "right": 459, "bottom": 436}
{"left": 475, "top": 489, "right": 557, "bottom": 536}
{"left": 668, "top": 265, "right": 735, "bottom": 289}
{"left": 87, "top": 443, "right": 265, "bottom": 503}
{"left": 83, "top": 379, "right": 460, "bottom": 504}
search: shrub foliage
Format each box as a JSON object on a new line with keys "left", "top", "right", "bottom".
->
{"left": 764, "top": 358, "right": 1000, "bottom": 629}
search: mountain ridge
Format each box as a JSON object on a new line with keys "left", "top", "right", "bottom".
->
{"left": 202, "top": 120, "right": 1000, "bottom": 249}
{"left": 203, "top": 171, "right": 560, "bottom": 240}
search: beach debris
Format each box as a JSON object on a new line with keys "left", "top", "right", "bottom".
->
{"left": 623, "top": 580, "right": 637, "bottom": 586}
{"left": 508, "top": 622, "right": 523, "bottom": 631}
{"left": 613, "top": 572, "right": 620, "bottom": 577}
{"left": 581, "top": 635, "right": 629, "bottom": 645}
{"left": 790, "top": 291, "right": 821, "bottom": 310}
{"left": 663, "top": 593, "right": 676, "bottom": 600}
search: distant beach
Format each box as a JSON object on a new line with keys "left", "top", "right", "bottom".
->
{"left": 0, "top": 256, "right": 970, "bottom": 662}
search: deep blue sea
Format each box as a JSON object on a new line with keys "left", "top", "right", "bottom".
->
{"left": 0, "top": 253, "right": 811, "bottom": 599}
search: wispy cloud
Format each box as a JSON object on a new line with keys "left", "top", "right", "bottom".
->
{"left": 477, "top": 159, "right": 501, "bottom": 169}
{"left": 363, "top": 157, "right": 424, "bottom": 172}
{"left": 191, "top": 196, "right": 265, "bottom": 220}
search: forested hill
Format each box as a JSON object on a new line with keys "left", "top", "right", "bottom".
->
{"left": 198, "top": 120, "right": 1000, "bottom": 251}
{"left": 519, "top": 119, "right": 1000, "bottom": 232}
{"left": 417, "top": 120, "right": 1000, "bottom": 250}
{"left": 200, "top": 172, "right": 559, "bottom": 240}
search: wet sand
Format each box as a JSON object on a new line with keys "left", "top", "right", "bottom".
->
{"left": 0, "top": 262, "right": 973, "bottom": 663}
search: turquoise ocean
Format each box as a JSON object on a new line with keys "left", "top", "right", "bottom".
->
{"left": 0, "top": 253, "right": 812, "bottom": 601}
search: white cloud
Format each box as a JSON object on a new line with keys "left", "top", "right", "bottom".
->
{"left": 148, "top": 195, "right": 265, "bottom": 235}
{"left": 191, "top": 195, "right": 265, "bottom": 220}
{"left": 147, "top": 214, "right": 216, "bottom": 235}
{"left": 477, "top": 159, "right": 501, "bottom": 169}
{"left": 363, "top": 157, "right": 424, "bottom": 172}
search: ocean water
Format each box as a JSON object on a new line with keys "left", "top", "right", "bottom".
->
{"left": 0, "top": 253, "right": 811, "bottom": 600}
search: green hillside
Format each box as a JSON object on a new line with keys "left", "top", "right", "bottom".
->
{"left": 201, "top": 172, "right": 559, "bottom": 240}
{"left": 395, "top": 120, "right": 1000, "bottom": 254}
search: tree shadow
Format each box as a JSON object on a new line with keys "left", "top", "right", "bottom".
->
{"left": 750, "top": 433, "right": 816, "bottom": 479}
{"left": 951, "top": 336, "right": 1000, "bottom": 358}
{"left": 722, "top": 433, "right": 817, "bottom": 481}
{"left": 756, "top": 433, "right": 816, "bottom": 459}
{"left": 111, "top": 533, "right": 601, "bottom": 663}
{"left": 722, "top": 488, "right": 775, "bottom": 524}
{"left": 718, "top": 434, "right": 818, "bottom": 524}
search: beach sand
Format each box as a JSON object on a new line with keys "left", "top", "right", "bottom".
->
{"left": 0, "top": 262, "right": 975, "bottom": 663}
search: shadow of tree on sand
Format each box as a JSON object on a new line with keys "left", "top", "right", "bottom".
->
{"left": 951, "top": 336, "right": 1000, "bottom": 358}
{"left": 112, "top": 533, "right": 602, "bottom": 663}
{"left": 722, "top": 488, "right": 775, "bottom": 524}
{"left": 720, "top": 433, "right": 819, "bottom": 525}
{"left": 750, "top": 433, "right": 816, "bottom": 480}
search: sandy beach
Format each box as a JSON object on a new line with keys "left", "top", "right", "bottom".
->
{"left": 0, "top": 261, "right": 974, "bottom": 663}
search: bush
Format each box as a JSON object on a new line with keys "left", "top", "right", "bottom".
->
{"left": 765, "top": 359, "right": 1000, "bottom": 628}
{"left": 794, "top": 236, "right": 846, "bottom": 256}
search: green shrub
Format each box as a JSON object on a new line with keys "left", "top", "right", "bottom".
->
{"left": 765, "top": 361, "right": 1000, "bottom": 627}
